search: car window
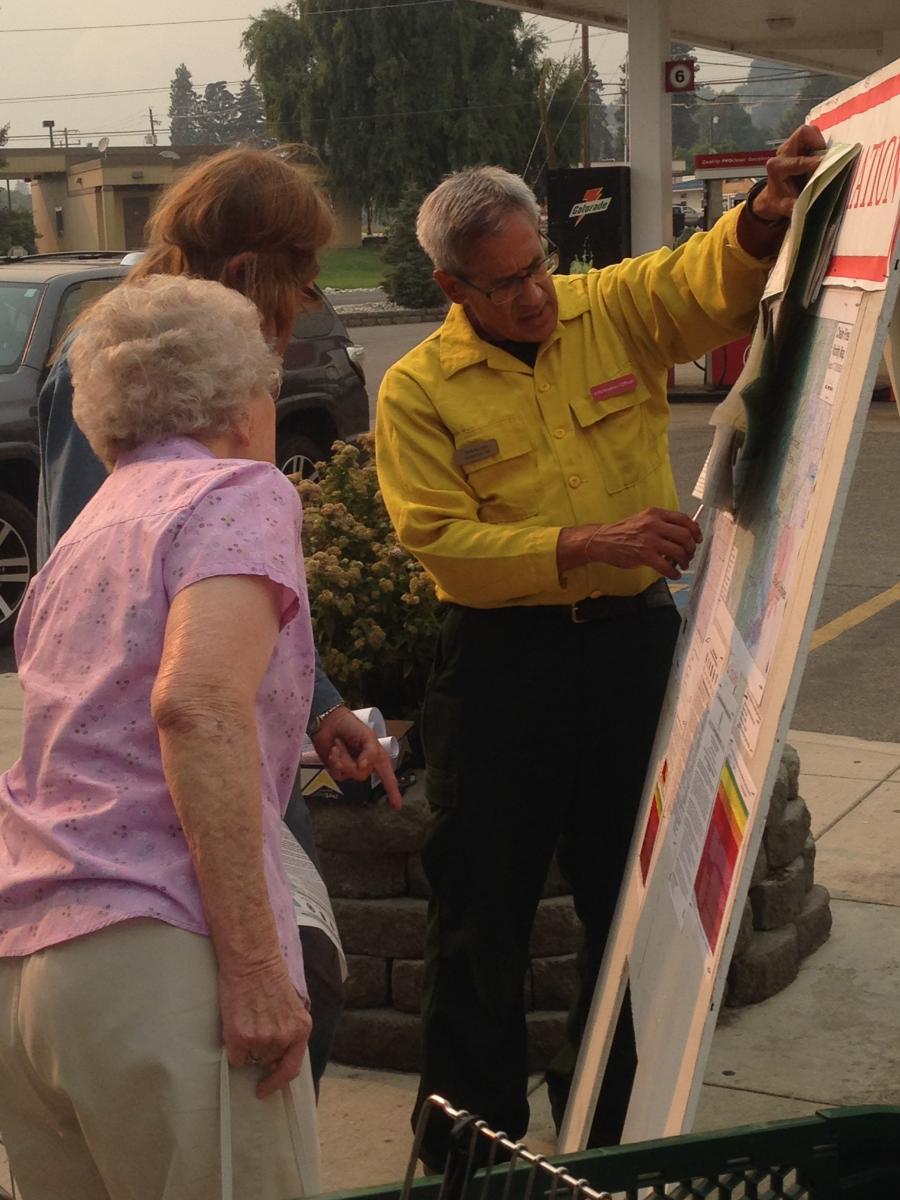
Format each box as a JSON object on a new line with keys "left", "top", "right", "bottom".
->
{"left": 0, "top": 282, "right": 43, "bottom": 373}
{"left": 291, "top": 304, "right": 337, "bottom": 341}
{"left": 49, "top": 278, "right": 121, "bottom": 358}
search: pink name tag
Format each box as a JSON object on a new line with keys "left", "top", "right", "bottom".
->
{"left": 590, "top": 374, "right": 637, "bottom": 402}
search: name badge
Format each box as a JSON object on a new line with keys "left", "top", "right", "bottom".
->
{"left": 590, "top": 374, "right": 638, "bottom": 402}
{"left": 454, "top": 438, "right": 499, "bottom": 467}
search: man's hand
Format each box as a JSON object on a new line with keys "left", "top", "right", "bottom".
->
{"left": 582, "top": 507, "right": 702, "bottom": 580}
{"left": 311, "top": 705, "right": 403, "bottom": 810}
{"left": 754, "top": 124, "right": 828, "bottom": 222}
{"left": 736, "top": 124, "right": 827, "bottom": 257}
{"left": 219, "top": 957, "right": 312, "bottom": 1100}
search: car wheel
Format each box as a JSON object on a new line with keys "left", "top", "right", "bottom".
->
{"left": 0, "top": 492, "right": 36, "bottom": 644}
{"left": 277, "top": 432, "right": 326, "bottom": 480}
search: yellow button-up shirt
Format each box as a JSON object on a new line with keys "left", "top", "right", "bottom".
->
{"left": 376, "top": 207, "right": 770, "bottom": 608}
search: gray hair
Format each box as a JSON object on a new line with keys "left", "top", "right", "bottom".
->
{"left": 416, "top": 166, "right": 541, "bottom": 275}
{"left": 70, "top": 275, "right": 282, "bottom": 468}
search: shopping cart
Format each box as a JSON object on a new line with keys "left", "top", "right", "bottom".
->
{"left": 325, "top": 1095, "right": 900, "bottom": 1200}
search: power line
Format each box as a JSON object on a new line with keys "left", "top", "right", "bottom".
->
{"left": 0, "top": 93, "right": 548, "bottom": 143}
{"left": 0, "top": 81, "right": 249, "bottom": 107}
{"left": 0, "top": 0, "right": 456, "bottom": 34}
{"left": 524, "top": 25, "right": 580, "bottom": 180}
{"left": 3, "top": 127, "right": 165, "bottom": 142}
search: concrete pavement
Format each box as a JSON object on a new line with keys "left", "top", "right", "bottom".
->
{"left": 1, "top": 668, "right": 897, "bottom": 1194}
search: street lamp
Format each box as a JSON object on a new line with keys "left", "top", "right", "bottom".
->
{"left": 42, "top": 119, "right": 56, "bottom": 148}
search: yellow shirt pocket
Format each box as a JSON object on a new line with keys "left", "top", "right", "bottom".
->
{"left": 569, "top": 382, "right": 665, "bottom": 495}
{"left": 454, "top": 417, "right": 539, "bottom": 524}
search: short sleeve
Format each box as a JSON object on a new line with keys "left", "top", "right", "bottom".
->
{"left": 163, "top": 462, "right": 305, "bottom": 629}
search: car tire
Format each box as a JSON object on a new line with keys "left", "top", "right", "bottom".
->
{"left": 0, "top": 492, "right": 36, "bottom": 644}
{"left": 277, "top": 431, "right": 326, "bottom": 480}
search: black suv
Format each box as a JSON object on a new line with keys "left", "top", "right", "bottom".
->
{"left": 0, "top": 253, "right": 369, "bottom": 641}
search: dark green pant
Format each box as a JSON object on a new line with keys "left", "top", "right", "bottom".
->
{"left": 413, "top": 600, "right": 681, "bottom": 1167}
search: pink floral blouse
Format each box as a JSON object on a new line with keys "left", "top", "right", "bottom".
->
{"left": 0, "top": 438, "right": 316, "bottom": 998}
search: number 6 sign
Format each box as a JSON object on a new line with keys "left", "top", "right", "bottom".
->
{"left": 664, "top": 59, "right": 696, "bottom": 92}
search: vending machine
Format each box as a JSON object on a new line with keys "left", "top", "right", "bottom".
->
{"left": 546, "top": 165, "right": 631, "bottom": 273}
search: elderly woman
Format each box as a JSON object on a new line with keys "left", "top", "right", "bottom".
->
{"left": 0, "top": 275, "right": 323, "bottom": 1199}
{"left": 36, "top": 145, "right": 402, "bottom": 1094}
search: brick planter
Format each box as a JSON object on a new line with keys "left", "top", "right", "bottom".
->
{"left": 725, "top": 745, "right": 832, "bottom": 1006}
{"left": 309, "top": 744, "right": 830, "bottom": 1070}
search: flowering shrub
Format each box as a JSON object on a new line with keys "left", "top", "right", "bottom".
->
{"left": 295, "top": 436, "right": 442, "bottom": 718}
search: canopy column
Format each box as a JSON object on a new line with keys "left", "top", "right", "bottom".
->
{"left": 627, "top": 0, "right": 673, "bottom": 254}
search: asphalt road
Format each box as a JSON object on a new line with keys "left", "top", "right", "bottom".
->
{"left": 3, "top": 319, "right": 897, "bottom": 743}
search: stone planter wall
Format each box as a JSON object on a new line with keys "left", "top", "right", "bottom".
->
{"left": 725, "top": 744, "right": 832, "bottom": 1006}
{"left": 309, "top": 744, "right": 831, "bottom": 1072}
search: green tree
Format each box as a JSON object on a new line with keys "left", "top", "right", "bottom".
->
{"left": 586, "top": 65, "right": 615, "bottom": 162}
{"left": 0, "top": 126, "right": 39, "bottom": 253}
{"left": 670, "top": 44, "right": 700, "bottom": 160}
{"left": 734, "top": 59, "right": 808, "bottom": 142}
{"left": 0, "top": 210, "right": 38, "bottom": 255}
{"left": 607, "top": 58, "right": 628, "bottom": 161}
{"left": 233, "top": 78, "right": 269, "bottom": 144}
{"left": 168, "top": 64, "right": 203, "bottom": 145}
{"left": 201, "top": 81, "right": 238, "bottom": 144}
{"left": 691, "top": 90, "right": 760, "bottom": 153}
{"left": 243, "top": 1, "right": 579, "bottom": 213}
{"left": 534, "top": 57, "right": 584, "bottom": 177}
{"left": 778, "top": 72, "right": 851, "bottom": 138}
{"left": 381, "top": 184, "right": 444, "bottom": 309}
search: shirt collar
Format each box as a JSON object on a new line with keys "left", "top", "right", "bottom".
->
{"left": 115, "top": 436, "right": 217, "bottom": 469}
{"left": 438, "top": 274, "right": 592, "bottom": 378}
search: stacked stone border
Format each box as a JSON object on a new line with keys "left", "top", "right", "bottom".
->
{"left": 309, "top": 744, "right": 830, "bottom": 1072}
{"left": 340, "top": 306, "right": 448, "bottom": 328}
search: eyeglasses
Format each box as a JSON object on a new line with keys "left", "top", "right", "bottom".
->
{"left": 456, "top": 243, "right": 559, "bottom": 306}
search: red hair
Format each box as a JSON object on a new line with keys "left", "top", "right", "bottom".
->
{"left": 128, "top": 146, "right": 334, "bottom": 349}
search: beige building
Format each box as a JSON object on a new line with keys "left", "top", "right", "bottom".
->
{"left": 1, "top": 145, "right": 362, "bottom": 253}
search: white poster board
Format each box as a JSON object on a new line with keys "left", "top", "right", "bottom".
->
{"left": 560, "top": 59, "right": 900, "bottom": 1150}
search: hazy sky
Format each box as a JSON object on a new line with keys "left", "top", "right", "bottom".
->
{"left": 0, "top": 0, "right": 754, "bottom": 152}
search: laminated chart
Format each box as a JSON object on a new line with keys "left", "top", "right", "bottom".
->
{"left": 560, "top": 58, "right": 900, "bottom": 1151}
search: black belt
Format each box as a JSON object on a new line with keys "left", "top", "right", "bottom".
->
{"left": 562, "top": 578, "right": 675, "bottom": 623}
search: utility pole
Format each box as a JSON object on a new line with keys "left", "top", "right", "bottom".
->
{"left": 148, "top": 108, "right": 158, "bottom": 146}
{"left": 581, "top": 25, "right": 591, "bottom": 168}
{"left": 63, "top": 128, "right": 70, "bottom": 149}
{"left": 538, "top": 61, "right": 557, "bottom": 172}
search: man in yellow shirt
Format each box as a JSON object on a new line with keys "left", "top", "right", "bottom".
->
{"left": 375, "top": 125, "right": 825, "bottom": 1167}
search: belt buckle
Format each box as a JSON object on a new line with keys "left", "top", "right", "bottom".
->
{"left": 571, "top": 601, "right": 589, "bottom": 624}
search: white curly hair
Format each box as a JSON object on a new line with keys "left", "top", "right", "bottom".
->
{"left": 70, "top": 274, "right": 282, "bottom": 468}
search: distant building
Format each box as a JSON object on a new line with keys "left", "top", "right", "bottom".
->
{"left": 0, "top": 146, "right": 222, "bottom": 254}
{"left": 1, "top": 145, "right": 363, "bottom": 253}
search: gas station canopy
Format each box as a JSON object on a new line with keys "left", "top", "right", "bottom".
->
{"left": 480, "top": 0, "right": 899, "bottom": 80}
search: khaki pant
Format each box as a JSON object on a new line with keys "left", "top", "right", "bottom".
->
{"left": 0, "top": 919, "right": 320, "bottom": 1200}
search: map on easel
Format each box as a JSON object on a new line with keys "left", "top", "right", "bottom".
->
{"left": 560, "top": 58, "right": 900, "bottom": 1150}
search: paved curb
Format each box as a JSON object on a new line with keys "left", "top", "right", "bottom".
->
{"left": 338, "top": 306, "right": 447, "bottom": 328}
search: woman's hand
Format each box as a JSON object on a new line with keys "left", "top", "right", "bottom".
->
{"left": 219, "top": 957, "right": 313, "bottom": 1100}
{"left": 311, "top": 705, "right": 403, "bottom": 810}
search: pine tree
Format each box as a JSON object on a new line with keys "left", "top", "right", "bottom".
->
{"left": 381, "top": 185, "right": 444, "bottom": 310}
{"left": 587, "top": 66, "right": 615, "bottom": 161}
{"left": 169, "top": 64, "right": 202, "bottom": 146}
{"left": 201, "top": 81, "right": 238, "bottom": 145}
{"left": 234, "top": 79, "right": 268, "bottom": 144}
